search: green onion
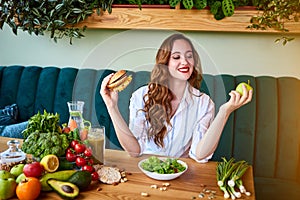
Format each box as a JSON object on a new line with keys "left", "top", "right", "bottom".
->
{"left": 216, "top": 157, "right": 251, "bottom": 199}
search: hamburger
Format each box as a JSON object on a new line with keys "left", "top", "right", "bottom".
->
{"left": 107, "top": 70, "right": 132, "bottom": 92}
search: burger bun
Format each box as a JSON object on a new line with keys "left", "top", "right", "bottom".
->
{"left": 107, "top": 70, "right": 132, "bottom": 92}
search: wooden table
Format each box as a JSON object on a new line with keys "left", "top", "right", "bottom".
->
{"left": 0, "top": 137, "right": 256, "bottom": 199}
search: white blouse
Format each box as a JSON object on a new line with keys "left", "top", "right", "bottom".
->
{"left": 129, "top": 83, "right": 215, "bottom": 163}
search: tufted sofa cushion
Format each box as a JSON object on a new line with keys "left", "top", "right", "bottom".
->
{"left": 0, "top": 66, "right": 78, "bottom": 124}
{"left": 0, "top": 66, "right": 299, "bottom": 199}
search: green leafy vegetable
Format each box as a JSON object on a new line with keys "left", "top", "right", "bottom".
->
{"left": 21, "top": 131, "right": 70, "bottom": 160}
{"left": 141, "top": 156, "right": 186, "bottom": 174}
{"left": 22, "top": 110, "right": 62, "bottom": 139}
{"left": 21, "top": 110, "right": 81, "bottom": 160}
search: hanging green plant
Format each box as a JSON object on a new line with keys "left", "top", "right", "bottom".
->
{"left": 0, "top": 0, "right": 114, "bottom": 44}
{"left": 169, "top": 0, "right": 181, "bottom": 7}
{"left": 169, "top": 0, "right": 250, "bottom": 20}
{"left": 222, "top": 0, "right": 235, "bottom": 17}
{"left": 183, "top": 0, "right": 194, "bottom": 9}
{"left": 248, "top": 0, "right": 300, "bottom": 45}
{"left": 194, "top": 0, "right": 207, "bottom": 10}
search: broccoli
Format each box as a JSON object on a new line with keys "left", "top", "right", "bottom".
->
{"left": 21, "top": 131, "right": 69, "bottom": 160}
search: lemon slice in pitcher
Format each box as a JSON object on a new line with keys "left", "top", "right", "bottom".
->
{"left": 40, "top": 154, "right": 59, "bottom": 172}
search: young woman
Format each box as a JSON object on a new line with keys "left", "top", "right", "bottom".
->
{"left": 100, "top": 33, "right": 253, "bottom": 162}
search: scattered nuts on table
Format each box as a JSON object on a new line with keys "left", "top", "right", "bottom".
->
{"left": 159, "top": 187, "right": 167, "bottom": 191}
{"left": 199, "top": 192, "right": 205, "bottom": 198}
{"left": 141, "top": 192, "right": 149, "bottom": 197}
{"left": 162, "top": 182, "right": 170, "bottom": 187}
{"left": 198, "top": 187, "right": 217, "bottom": 199}
{"left": 120, "top": 177, "right": 128, "bottom": 183}
{"left": 150, "top": 184, "right": 158, "bottom": 189}
{"left": 121, "top": 171, "right": 128, "bottom": 178}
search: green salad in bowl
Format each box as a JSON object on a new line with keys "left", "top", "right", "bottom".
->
{"left": 138, "top": 156, "right": 188, "bottom": 180}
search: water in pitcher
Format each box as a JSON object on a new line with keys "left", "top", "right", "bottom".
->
{"left": 67, "top": 101, "right": 91, "bottom": 140}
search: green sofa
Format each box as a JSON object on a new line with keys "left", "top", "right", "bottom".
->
{"left": 0, "top": 65, "right": 299, "bottom": 200}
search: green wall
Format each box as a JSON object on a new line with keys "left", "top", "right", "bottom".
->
{"left": 1, "top": 25, "right": 299, "bottom": 78}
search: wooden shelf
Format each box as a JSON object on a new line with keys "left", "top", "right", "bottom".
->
{"left": 76, "top": 7, "right": 300, "bottom": 34}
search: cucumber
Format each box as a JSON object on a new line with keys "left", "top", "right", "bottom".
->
{"left": 40, "top": 170, "right": 76, "bottom": 191}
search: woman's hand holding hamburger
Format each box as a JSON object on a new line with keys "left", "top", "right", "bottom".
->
{"left": 100, "top": 70, "right": 132, "bottom": 109}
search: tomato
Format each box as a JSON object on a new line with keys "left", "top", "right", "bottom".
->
{"left": 70, "top": 140, "right": 79, "bottom": 149}
{"left": 84, "top": 148, "right": 92, "bottom": 157}
{"left": 66, "top": 147, "right": 73, "bottom": 154}
{"left": 82, "top": 165, "right": 94, "bottom": 173}
{"left": 16, "top": 177, "right": 41, "bottom": 200}
{"left": 74, "top": 143, "right": 86, "bottom": 154}
{"left": 87, "top": 158, "right": 94, "bottom": 165}
{"left": 76, "top": 156, "right": 86, "bottom": 167}
{"left": 91, "top": 171, "right": 99, "bottom": 181}
{"left": 66, "top": 152, "right": 77, "bottom": 162}
{"left": 23, "top": 162, "right": 44, "bottom": 178}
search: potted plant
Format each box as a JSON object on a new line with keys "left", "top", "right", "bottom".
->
{"left": 113, "top": 0, "right": 170, "bottom": 8}
{"left": 168, "top": 0, "right": 253, "bottom": 19}
{"left": 0, "top": 0, "right": 299, "bottom": 44}
{"left": 170, "top": 0, "right": 299, "bottom": 44}
{"left": 0, "top": 0, "right": 114, "bottom": 44}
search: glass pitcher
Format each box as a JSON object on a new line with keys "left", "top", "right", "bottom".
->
{"left": 67, "top": 101, "right": 91, "bottom": 140}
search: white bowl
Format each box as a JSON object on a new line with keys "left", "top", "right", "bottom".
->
{"left": 138, "top": 157, "right": 188, "bottom": 180}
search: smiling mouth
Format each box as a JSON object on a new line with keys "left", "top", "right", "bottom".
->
{"left": 178, "top": 66, "right": 190, "bottom": 73}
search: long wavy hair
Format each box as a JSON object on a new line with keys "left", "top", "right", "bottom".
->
{"left": 142, "top": 33, "right": 203, "bottom": 148}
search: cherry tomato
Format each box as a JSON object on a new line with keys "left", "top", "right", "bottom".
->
{"left": 91, "top": 171, "right": 99, "bottom": 181}
{"left": 74, "top": 143, "right": 86, "bottom": 154}
{"left": 84, "top": 148, "right": 92, "bottom": 157}
{"left": 82, "top": 165, "right": 94, "bottom": 173}
{"left": 76, "top": 156, "right": 86, "bottom": 167}
{"left": 87, "top": 158, "right": 94, "bottom": 165}
{"left": 66, "top": 147, "right": 73, "bottom": 154}
{"left": 70, "top": 140, "right": 79, "bottom": 149}
{"left": 66, "top": 152, "right": 77, "bottom": 162}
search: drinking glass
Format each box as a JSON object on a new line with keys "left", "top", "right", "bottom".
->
{"left": 87, "top": 126, "right": 105, "bottom": 164}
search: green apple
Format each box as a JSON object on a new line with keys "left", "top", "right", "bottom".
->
{"left": 0, "top": 178, "right": 17, "bottom": 200}
{"left": 0, "top": 170, "right": 14, "bottom": 179}
{"left": 236, "top": 80, "right": 253, "bottom": 95}
{"left": 16, "top": 173, "right": 27, "bottom": 184}
{"left": 10, "top": 164, "right": 25, "bottom": 178}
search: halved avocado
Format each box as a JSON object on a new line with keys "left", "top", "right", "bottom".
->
{"left": 47, "top": 179, "right": 79, "bottom": 199}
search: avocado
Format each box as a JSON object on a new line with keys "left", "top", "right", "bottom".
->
{"left": 40, "top": 170, "right": 76, "bottom": 191}
{"left": 47, "top": 179, "right": 79, "bottom": 199}
{"left": 67, "top": 171, "right": 92, "bottom": 190}
{"left": 58, "top": 158, "right": 76, "bottom": 171}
